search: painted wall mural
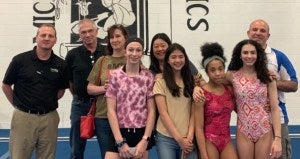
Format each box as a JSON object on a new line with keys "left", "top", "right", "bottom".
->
{"left": 32, "top": 0, "right": 148, "bottom": 57}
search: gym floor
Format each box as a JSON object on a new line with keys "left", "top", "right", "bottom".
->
{"left": 1, "top": 126, "right": 300, "bottom": 159}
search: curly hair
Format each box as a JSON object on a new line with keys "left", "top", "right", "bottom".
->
{"left": 228, "top": 39, "right": 271, "bottom": 83}
{"left": 149, "top": 33, "right": 171, "bottom": 74}
{"left": 163, "top": 43, "right": 194, "bottom": 97}
{"left": 106, "top": 24, "right": 128, "bottom": 55}
{"left": 200, "top": 42, "right": 226, "bottom": 72}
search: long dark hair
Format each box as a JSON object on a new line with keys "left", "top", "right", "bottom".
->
{"left": 163, "top": 43, "right": 194, "bottom": 97}
{"left": 228, "top": 39, "right": 271, "bottom": 83}
{"left": 106, "top": 24, "right": 128, "bottom": 55}
{"left": 149, "top": 33, "right": 171, "bottom": 74}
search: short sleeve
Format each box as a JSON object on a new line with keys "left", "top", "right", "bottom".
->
{"left": 153, "top": 78, "right": 166, "bottom": 96}
{"left": 145, "top": 71, "right": 154, "bottom": 99}
{"left": 3, "top": 56, "right": 20, "bottom": 85}
{"left": 105, "top": 69, "right": 118, "bottom": 99}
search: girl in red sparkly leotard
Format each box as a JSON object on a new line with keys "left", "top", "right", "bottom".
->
{"left": 195, "top": 42, "right": 238, "bottom": 159}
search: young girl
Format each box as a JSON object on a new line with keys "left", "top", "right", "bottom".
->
{"left": 194, "top": 42, "right": 238, "bottom": 159}
{"left": 227, "top": 39, "right": 282, "bottom": 159}
{"left": 105, "top": 37, "right": 156, "bottom": 159}
{"left": 149, "top": 33, "right": 205, "bottom": 86}
{"left": 154, "top": 43, "right": 197, "bottom": 159}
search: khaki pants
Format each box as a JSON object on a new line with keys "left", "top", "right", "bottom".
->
{"left": 9, "top": 108, "right": 60, "bottom": 159}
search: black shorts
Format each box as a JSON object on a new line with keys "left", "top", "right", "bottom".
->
{"left": 107, "top": 127, "right": 152, "bottom": 152}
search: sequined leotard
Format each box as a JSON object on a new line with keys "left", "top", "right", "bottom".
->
{"left": 203, "top": 85, "right": 235, "bottom": 152}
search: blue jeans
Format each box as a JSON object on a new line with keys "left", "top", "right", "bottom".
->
{"left": 155, "top": 132, "right": 198, "bottom": 159}
{"left": 69, "top": 95, "right": 94, "bottom": 159}
{"left": 94, "top": 118, "right": 114, "bottom": 159}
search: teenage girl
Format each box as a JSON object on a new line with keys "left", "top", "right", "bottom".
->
{"left": 195, "top": 42, "right": 238, "bottom": 159}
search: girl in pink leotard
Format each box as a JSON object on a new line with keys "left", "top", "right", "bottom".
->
{"left": 195, "top": 42, "right": 238, "bottom": 159}
{"left": 226, "top": 39, "right": 282, "bottom": 159}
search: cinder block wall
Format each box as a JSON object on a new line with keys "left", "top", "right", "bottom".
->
{"left": 0, "top": 0, "right": 299, "bottom": 128}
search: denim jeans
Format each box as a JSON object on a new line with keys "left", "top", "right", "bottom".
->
{"left": 155, "top": 132, "right": 198, "bottom": 159}
{"left": 94, "top": 118, "right": 114, "bottom": 159}
{"left": 69, "top": 95, "right": 94, "bottom": 159}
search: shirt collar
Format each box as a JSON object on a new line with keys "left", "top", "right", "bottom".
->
{"left": 31, "top": 46, "right": 54, "bottom": 63}
{"left": 265, "top": 45, "right": 272, "bottom": 54}
{"left": 79, "top": 38, "right": 103, "bottom": 54}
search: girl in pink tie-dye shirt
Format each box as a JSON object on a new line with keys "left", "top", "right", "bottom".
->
{"left": 106, "top": 37, "right": 156, "bottom": 159}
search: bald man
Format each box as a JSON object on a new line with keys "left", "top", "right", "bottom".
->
{"left": 247, "top": 19, "right": 298, "bottom": 159}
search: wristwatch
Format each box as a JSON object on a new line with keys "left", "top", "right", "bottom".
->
{"left": 115, "top": 138, "right": 126, "bottom": 148}
{"left": 142, "top": 135, "right": 150, "bottom": 142}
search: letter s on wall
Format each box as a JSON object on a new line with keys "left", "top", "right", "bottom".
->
{"left": 186, "top": 4, "right": 209, "bottom": 31}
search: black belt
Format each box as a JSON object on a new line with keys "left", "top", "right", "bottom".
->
{"left": 16, "top": 107, "right": 54, "bottom": 115}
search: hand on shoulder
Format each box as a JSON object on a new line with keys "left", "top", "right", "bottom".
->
{"left": 154, "top": 73, "right": 163, "bottom": 82}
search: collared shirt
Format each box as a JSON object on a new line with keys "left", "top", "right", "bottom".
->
{"left": 65, "top": 39, "right": 104, "bottom": 98}
{"left": 3, "top": 47, "right": 69, "bottom": 112}
{"left": 265, "top": 45, "right": 298, "bottom": 123}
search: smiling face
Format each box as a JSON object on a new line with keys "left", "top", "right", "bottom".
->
{"left": 240, "top": 44, "right": 257, "bottom": 67}
{"left": 247, "top": 20, "right": 270, "bottom": 49}
{"left": 153, "top": 38, "right": 169, "bottom": 61}
{"left": 167, "top": 49, "right": 186, "bottom": 72}
{"left": 35, "top": 25, "right": 57, "bottom": 51}
{"left": 79, "top": 21, "right": 98, "bottom": 46}
{"left": 109, "top": 28, "right": 126, "bottom": 52}
{"left": 206, "top": 59, "right": 225, "bottom": 84}
{"left": 125, "top": 41, "right": 143, "bottom": 64}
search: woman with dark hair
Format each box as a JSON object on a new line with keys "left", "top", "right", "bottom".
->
{"left": 149, "top": 33, "right": 205, "bottom": 86}
{"left": 227, "top": 39, "right": 282, "bottom": 159}
{"left": 149, "top": 33, "right": 172, "bottom": 75}
{"left": 105, "top": 24, "right": 128, "bottom": 55}
{"left": 154, "top": 43, "right": 197, "bottom": 159}
{"left": 195, "top": 42, "right": 237, "bottom": 159}
{"left": 87, "top": 24, "right": 128, "bottom": 159}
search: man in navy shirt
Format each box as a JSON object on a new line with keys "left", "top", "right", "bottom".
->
{"left": 66, "top": 18, "right": 104, "bottom": 159}
{"left": 2, "top": 24, "right": 69, "bottom": 159}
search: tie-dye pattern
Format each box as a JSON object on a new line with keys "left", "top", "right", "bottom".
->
{"left": 105, "top": 67, "right": 154, "bottom": 128}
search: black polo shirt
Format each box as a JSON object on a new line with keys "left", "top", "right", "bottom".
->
{"left": 2, "top": 47, "right": 69, "bottom": 112}
{"left": 65, "top": 40, "right": 104, "bottom": 98}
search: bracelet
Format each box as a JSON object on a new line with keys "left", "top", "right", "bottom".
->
{"left": 115, "top": 138, "right": 126, "bottom": 148}
{"left": 274, "top": 135, "right": 281, "bottom": 139}
{"left": 142, "top": 135, "right": 150, "bottom": 142}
